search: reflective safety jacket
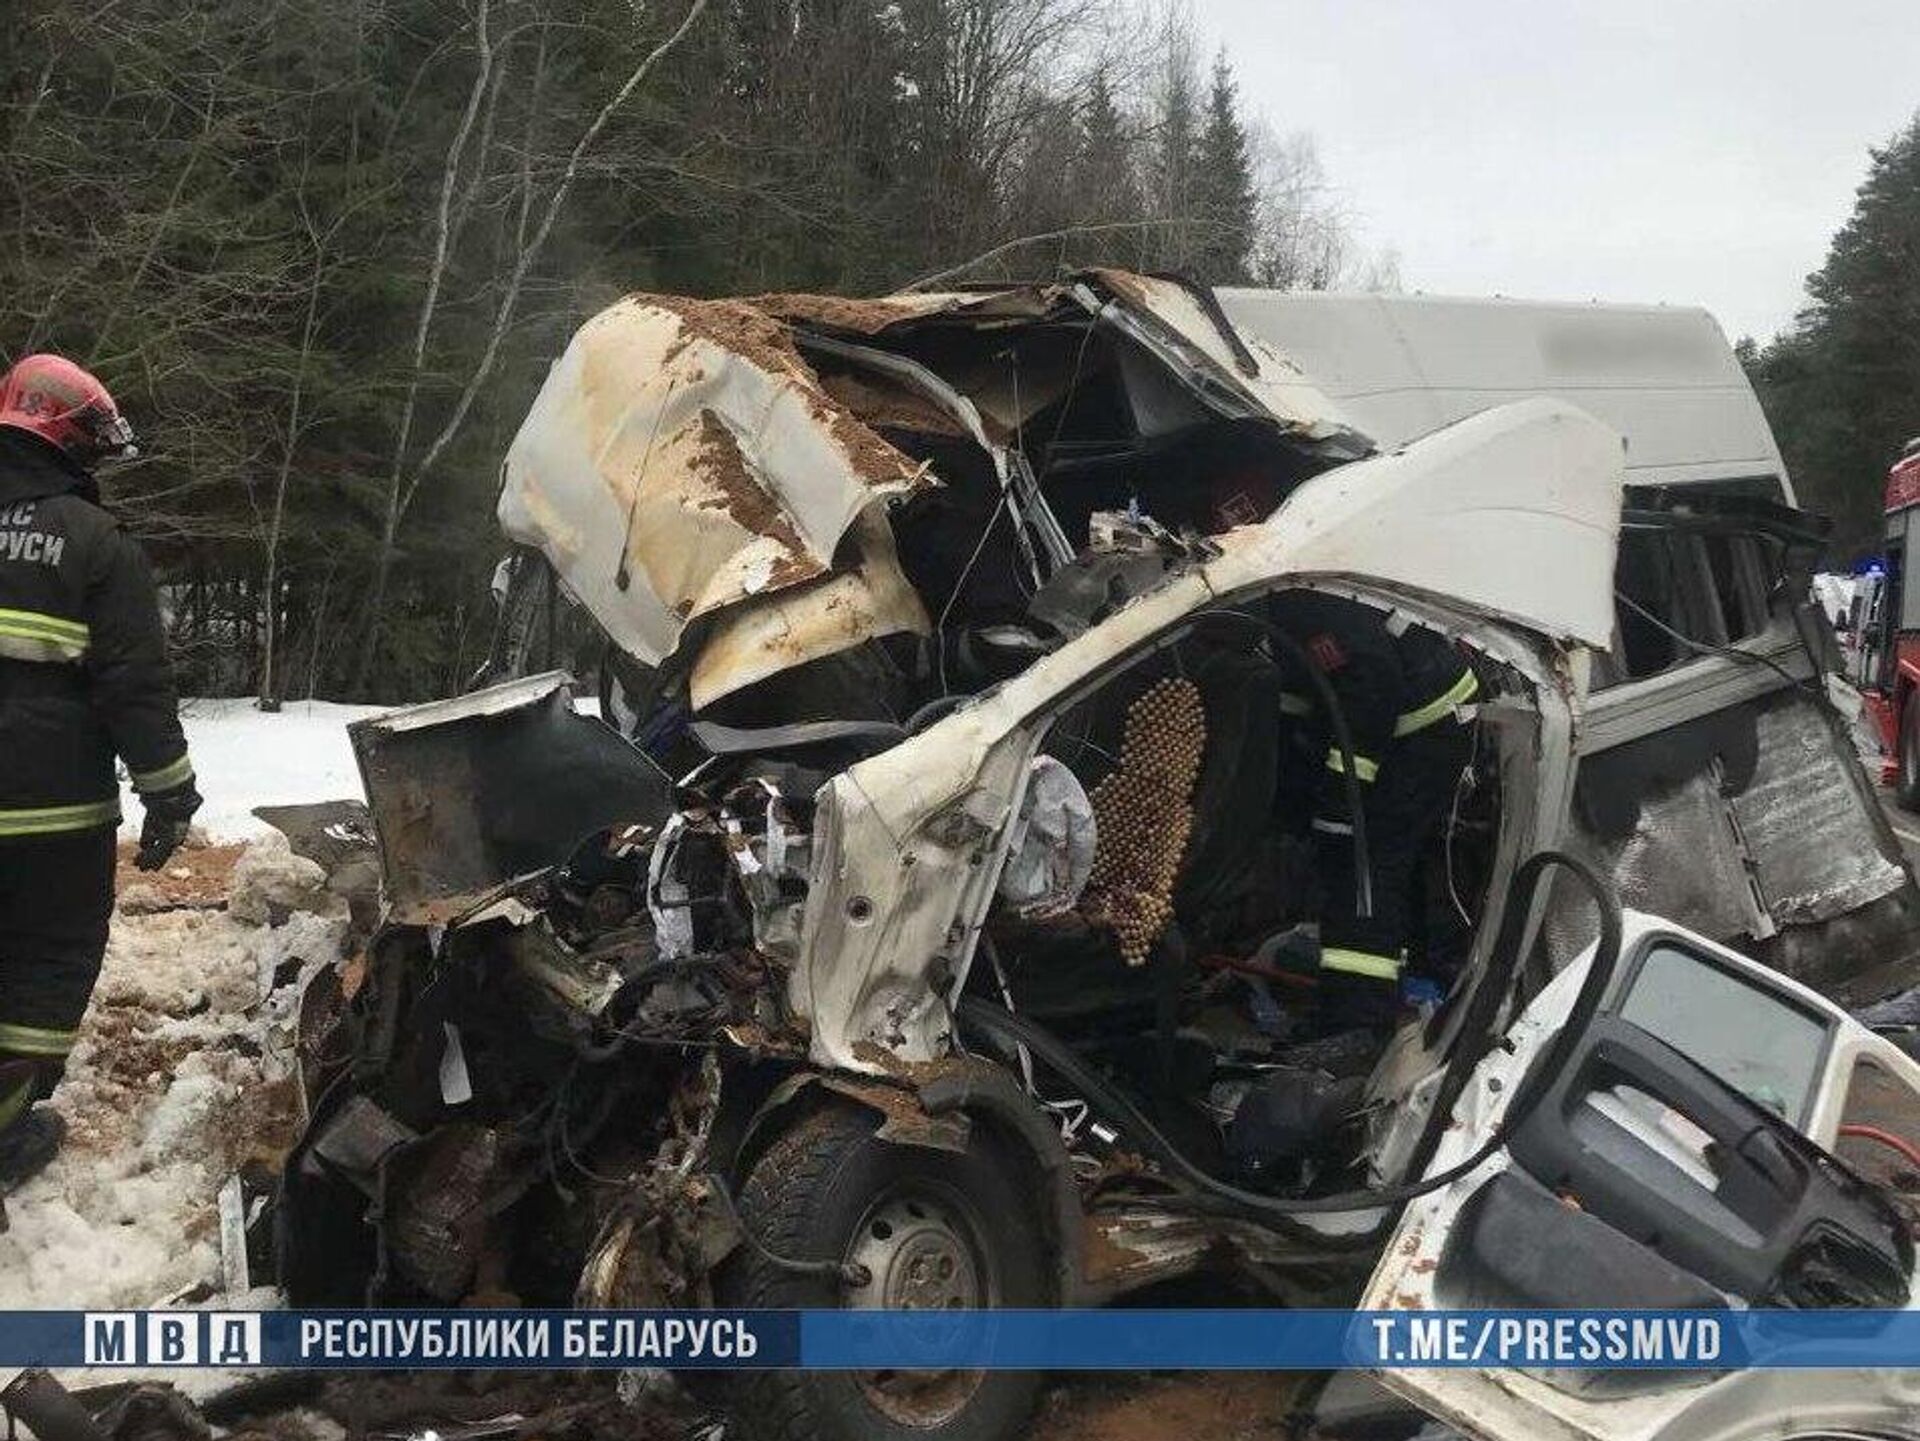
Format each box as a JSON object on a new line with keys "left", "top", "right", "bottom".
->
{"left": 0, "top": 430, "right": 191, "bottom": 838}
{"left": 1268, "top": 589, "right": 1477, "bottom": 783}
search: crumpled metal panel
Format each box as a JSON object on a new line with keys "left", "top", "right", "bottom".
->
{"left": 688, "top": 510, "right": 929, "bottom": 710}
{"left": 1089, "top": 268, "right": 1366, "bottom": 443}
{"left": 350, "top": 673, "right": 671, "bottom": 922}
{"left": 499, "top": 295, "right": 932, "bottom": 678}
{"left": 1553, "top": 771, "right": 1765, "bottom": 965}
{"left": 796, "top": 400, "right": 1625, "bottom": 1071}
{"left": 499, "top": 273, "right": 1369, "bottom": 708}
{"left": 1731, "top": 696, "right": 1905, "bottom": 924}
{"left": 1547, "top": 691, "right": 1907, "bottom": 973}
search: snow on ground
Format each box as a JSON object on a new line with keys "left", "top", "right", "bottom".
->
{"left": 116, "top": 697, "right": 383, "bottom": 843}
{"left": 0, "top": 843, "right": 350, "bottom": 1310}
{"left": 5, "top": 697, "right": 375, "bottom": 1308}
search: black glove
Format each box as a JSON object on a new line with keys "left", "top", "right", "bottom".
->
{"left": 136, "top": 781, "right": 203, "bottom": 872}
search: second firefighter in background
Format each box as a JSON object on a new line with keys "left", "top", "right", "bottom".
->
{"left": 1270, "top": 589, "right": 1479, "bottom": 1034}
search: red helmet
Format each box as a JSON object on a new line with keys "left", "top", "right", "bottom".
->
{"left": 0, "top": 354, "right": 137, "bottom": 466}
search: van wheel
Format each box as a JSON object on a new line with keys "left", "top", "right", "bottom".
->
{"left": 718, "top": 1104, "right": 1047, "bottom": 1441}
{"left": 1899, "top": 701, "right": 1920, "bottom": 809}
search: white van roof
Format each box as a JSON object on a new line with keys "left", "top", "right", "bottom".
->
{"left": 1217, "top": 290, "right": 1794, "bottom": 501}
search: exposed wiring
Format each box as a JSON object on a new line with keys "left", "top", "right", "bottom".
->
{"left": 1614, "top": 589, "right": 1813, "bottom": 695}
{"left": 1041, "top": 319, "right": 1102, "bottom": 469}
{"left": 959, "top": 851, "right": 1623, "bottom": 1237}
{"left": 935, "top": 504, "right": 1004, "bottom": 690}
{"left": 979, "top": 933, "right": 1093, "bottom": 1151}
{"left": 1443, "top": 723, "right": 1481, "bottom": 928}
{"left": 1839, "top": 1122, "right": 1920, "bottom": 1171}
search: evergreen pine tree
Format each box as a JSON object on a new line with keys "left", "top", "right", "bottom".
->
{"left": 1747, "top": 114, "right": 1920, "bottom": 551}
{"left": 1192, "top": 51, "right": 1258, "bottom": 284}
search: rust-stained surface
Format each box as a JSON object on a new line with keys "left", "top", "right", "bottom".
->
{"left": 499, "top": 293, "right": 933, "bottom": 685}
{"left": 744, "top": 287, "right": 1055, "bottom": 334}
{"left": 820, "top": 369, "right": 971, "bottom": 437}
{"left": 500, "top": 269, "right": 1366, "bottom": 709}
{"left": 817, "top": 1073, "right": 973, "bottom": 1153}
{"left": 689, "top": 509, "right": 930, "bottom": 709}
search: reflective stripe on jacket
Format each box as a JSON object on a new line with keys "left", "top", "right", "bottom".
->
{"left": 0, "top": 430, "right": 190, "bottom": 835}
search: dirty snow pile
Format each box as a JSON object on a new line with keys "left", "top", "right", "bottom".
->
{"left": 0, "top": 834, "right": 349, "bottom": 1310}
{"left": 116, "top": 697, "right": 383, "bottom": 843}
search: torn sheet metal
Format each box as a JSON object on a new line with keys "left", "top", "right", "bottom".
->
{"left": 1550, "top": 769, "right": 1768, "bottom": 966}
{"left": 1731, "top": 695, "right": 1905, "bottom": 924}
{"left": 1549, "top": 690, "right": 1907, "bottom": 978}
{"left": 689, "top": 509, "right": 930, "bottom": 710}
{"left": 350, "top": 673, "right": 671, "bottom": 923}
{"left": 502, "top": 271, "right": 1367, "bottom": 711}
{"left": 499, "top": 295, "right": 933, "bottom": 672}
{"left": 744, "top": 287, "right": 1055, "bottom": 334}
{"left": 794, "top": 398, "right": 1622, "bottom": 1070}
{"left": 1087, "top": 269, "right": 1366, "bottom": 446}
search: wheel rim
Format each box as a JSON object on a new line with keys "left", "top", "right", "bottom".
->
{"left": 841, "top": 1185, "right": 994, "bottom": 1427}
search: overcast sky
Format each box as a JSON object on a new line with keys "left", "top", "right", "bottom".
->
{"left": 1190, "top": 0, "right": 1920, "bottom": 344}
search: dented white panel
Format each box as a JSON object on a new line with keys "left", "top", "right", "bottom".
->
{"left": 1207, "top": 396, "right": 1624, "bottom": 651}
{"left": 794, "top": 399, "right": 1625, "bottom": 1070}
{"left": 498, "top": 295, "right": 929, "bottom": 671}
{"left": 1091, "top": 270, "right": 1364, "bottom": 441}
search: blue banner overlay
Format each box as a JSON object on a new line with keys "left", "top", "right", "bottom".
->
{"left": 1, "top": 1309, "right": 1918, "bottom": 1370}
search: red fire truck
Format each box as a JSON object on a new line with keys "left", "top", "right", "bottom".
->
{"left": 1862, "top": 436, "right": 1920, "bottom": 801}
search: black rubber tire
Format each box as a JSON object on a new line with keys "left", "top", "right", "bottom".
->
{"left": 1899, "top": 698, "right": 1920, "bottom": 810}
{"left": 718, "top": 1104, "right": 1048, "bottom": 1441}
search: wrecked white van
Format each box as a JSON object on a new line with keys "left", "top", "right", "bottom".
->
{"left": 282, "top": 275, "right": 1920, "bottom": 1441}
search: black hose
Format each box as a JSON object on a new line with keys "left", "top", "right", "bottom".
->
{"left": 1190, "top": 607, "right": 1374, "bottom": 919}
{"left": 1399, "top": 850, "right": 1613, "bottom": 1183}
{"left": 958, "top": 850, "right": 1622, "bottom": 1234}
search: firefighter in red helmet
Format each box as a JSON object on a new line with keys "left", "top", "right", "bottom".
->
{"left": 0, "top": 354, "right": 198, "bottom": 1191}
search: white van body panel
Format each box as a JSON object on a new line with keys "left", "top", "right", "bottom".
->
{"left": 1217, "top": 291, "right": 1792, "bottom": 500}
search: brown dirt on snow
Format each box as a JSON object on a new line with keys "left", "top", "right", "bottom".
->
{"left": 1033, "top": 1372, "right": 1307, "bottom": 1441}
{"left": 114, "top": 836, "right": 244, "bottom": 906}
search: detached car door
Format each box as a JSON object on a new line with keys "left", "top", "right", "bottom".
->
{"left": 1364, "top": 910, "right": 1920, "bottom": 1441}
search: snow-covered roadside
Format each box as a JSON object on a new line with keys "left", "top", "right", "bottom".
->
{"left": 0, "top": 839, "right": 349, "bottom": 1311}
{"left": 116, "top": 698, "right": 384, "bottom": 843}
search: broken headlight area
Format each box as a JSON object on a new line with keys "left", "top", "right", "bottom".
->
{"left": 279, "top": 783, "right": 817, "bottom": 1309}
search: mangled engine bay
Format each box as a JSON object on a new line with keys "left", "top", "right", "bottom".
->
{"left": 278, "top": 272, "right": 1478, "bottom": 1307}
{"left": 284, "top": 579, "right": 1513, "bottom": 1309}
{"left": 282, "top": 278, "right": 1637, "bottom": 1308}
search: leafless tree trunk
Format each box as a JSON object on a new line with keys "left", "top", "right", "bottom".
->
{"left": 354, "top": 0, "right": 711, "bottom": 694}
{"left": 354, "top": 0, "right": 497, "bottom": 693}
